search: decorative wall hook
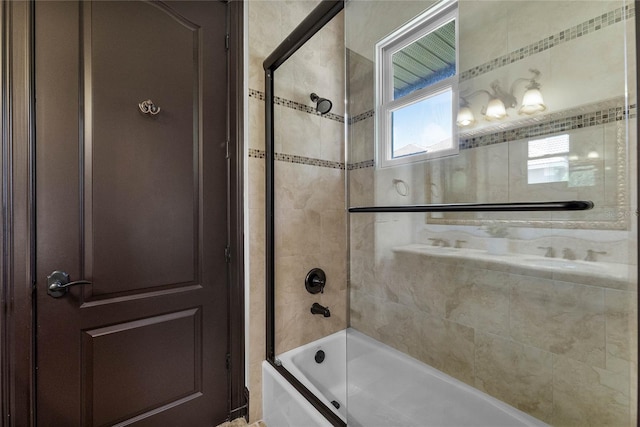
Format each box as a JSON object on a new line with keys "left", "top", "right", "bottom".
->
{"left": 138, "top": 99, "right": 161, "bottom": 115}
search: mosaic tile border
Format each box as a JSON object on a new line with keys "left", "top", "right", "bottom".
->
{"left": 349, "top": 110, "right": 375, "bottom": 125}
{"left": 459, "top": 103, "right": 636, "bottom": 150}
{"left": 347, "top": 159, "right": 375, "bottom": 170}
{"left": 249, "top": 148, "right": 345, "bottom": 170}
{"left": 347, "top": 100, "right": 636, "bottom": 168}
{"left": 249, "top": 89, "right": 345, "bottom": 123}
{"left": 248, "top": 148, "right": 265, "bottom": 159}
{"left": 459, "top": 4, "right": 635, "bottom": 82}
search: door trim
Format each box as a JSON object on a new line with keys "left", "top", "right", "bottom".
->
{"left": 1, "top": 1, "right": 36, "bottom": 425}
{"left": 226, "top": 0, "right": 247, "bottom": 420}
{"left": 0, "top": 0, "right": 245, "bottom": 424}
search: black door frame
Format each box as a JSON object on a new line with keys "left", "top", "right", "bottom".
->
{"left": 1, "top": 1, "right": 246, "bottom": 424}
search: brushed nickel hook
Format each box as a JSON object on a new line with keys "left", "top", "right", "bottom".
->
{"left": 138, "top": 99, "right": 161, "bottom": 115}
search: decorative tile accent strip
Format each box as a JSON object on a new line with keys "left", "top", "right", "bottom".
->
{"left": 248, "top": 148, "right": 345, "bottom": 170}
{"left": 347, "top": 159, "right": 375, "bottom": 170}
{"left": 349, "top": 110, "right": 375, "bottom": 125}
{"left": 459, "top": 4, "right": 635, "bottom": 81}
{"left": 248, "top": 148, "right": 265, "bottom": 159}
{"left": 275, "top": 153, "right": 345, "bottom": 169}
{"left": 459, "top": 103, "right": 636, "bottom": 149}
{"left": 248, "top": 88, "right": 264, "bottom": 101}
{"left": 249, "top": 89, "right": 344, "bottom": 123}
{"left": 347, "top": 100, "right": 636, "bottom": 168}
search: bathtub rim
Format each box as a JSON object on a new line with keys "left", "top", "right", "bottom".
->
{"left": 277, "top": 327, "right": 549, "bottom": 427}
{"left": 262, "top": 360, "right": 333, "bottom": 427}
{"left": 277, "top": 330, "right": 347, "bottom": 421}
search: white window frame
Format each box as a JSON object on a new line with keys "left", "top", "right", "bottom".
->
{"left": 375, "top": 0, "right": 459, "bottom": 169}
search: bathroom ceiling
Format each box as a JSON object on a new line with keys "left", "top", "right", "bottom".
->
{"left": 392, "top": 20, "right": 456, "bottom": 98}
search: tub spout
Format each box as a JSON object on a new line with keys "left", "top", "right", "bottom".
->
{"left": 311, "top": 302, "right": 331, "bottom": 317}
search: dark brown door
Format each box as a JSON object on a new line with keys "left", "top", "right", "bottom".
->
{"left": 35, "top": 1, "right": 230, "bottom": 425}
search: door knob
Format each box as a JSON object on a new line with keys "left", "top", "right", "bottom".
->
{"left": 47, "top": 270, "right": 92, "bottom": 298}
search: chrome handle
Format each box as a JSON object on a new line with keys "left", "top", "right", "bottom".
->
{"left": 47, "top": 270, "right": 92, "bottom": 298}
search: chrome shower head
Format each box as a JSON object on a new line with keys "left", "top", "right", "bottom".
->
{"left": 310, "top": 93, "right": 332, "bottom": 114}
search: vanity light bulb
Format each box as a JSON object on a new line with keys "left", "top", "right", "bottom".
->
{"left": 484, "top": 98, "right": 507, "bottom": 120}
{"left": 587, "top": 151, "right": 600, "bottom": 159}
{"left": 519, "top": 88, "right": 546, "bottom": 115}
{"left": 456, "top": 106, "right": 476, "bottom": 127}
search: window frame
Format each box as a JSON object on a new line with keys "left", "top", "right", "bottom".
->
{"left": 375, "top": 0, "right": 459, "bottom": 168}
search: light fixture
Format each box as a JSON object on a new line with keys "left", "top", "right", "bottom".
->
{"left": 519, "top": 73, "right": 546, "bottom": 115}
{"left": 456, "top": 69, "right": 546, "bottom": 127}
{"left": 456, "top": 99, "right": 476, "bottom": 127}
{"left": 485, "top": 97, "right": 508, "bottom": 120}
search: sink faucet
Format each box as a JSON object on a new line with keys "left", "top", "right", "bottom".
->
{"left": 562, "top": 248, "right": 576, "bottom": 260}
{"left": 585, "top": 249, "right": 607, "bottom": 262}
{"left": 428, "top": 238, "right": 450, "bottom": 247}
{"left": 538, "top": 246, "right": 555, "bottom": 258}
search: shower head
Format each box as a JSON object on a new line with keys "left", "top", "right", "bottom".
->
{"left": 310, "top": 93, "right": 333, "bottom": 115}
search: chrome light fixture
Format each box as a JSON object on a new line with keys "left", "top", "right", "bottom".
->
{"left": 457, "top": 69, "right": 546, "bottom": 127}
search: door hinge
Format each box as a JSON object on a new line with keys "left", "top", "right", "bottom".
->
{"left": 225, "top": 139, "right": 230, "bottom": 159}
{"left": 225, "top": 353, "right": 231, "bottom": 371}
{"left": 224, "top": 245, "right": 231, "bottom": 263}
{"left": 225, "top": 33, "right": 230, "bottom": 50}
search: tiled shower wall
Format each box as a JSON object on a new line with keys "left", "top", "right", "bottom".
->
{"left": 247, "top": 1, "right": 346, "bottom": 421}
{"left": 348, "top": 0, "right": 637, "bottom": 426}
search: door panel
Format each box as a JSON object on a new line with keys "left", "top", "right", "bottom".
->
{"left": 82, "top": 308, "right": 201, "bottom": 426}
{"left": 89, "top": 1, "right": 199, "bottom": 295}
{"left": 35, "top": 1, "right": 229, "bottom": 425}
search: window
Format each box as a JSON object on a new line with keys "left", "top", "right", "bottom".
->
{"left": 527, "top": 134, "right": 570, "bottom": 185}
{"left": 376, "top": 0, "right": 458, "bottom": 168}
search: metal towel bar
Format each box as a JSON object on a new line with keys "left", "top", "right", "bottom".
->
{"left": 348, "top": 200, "right": 594, "bottom": 213}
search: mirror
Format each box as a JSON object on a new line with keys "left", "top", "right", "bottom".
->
{"left": 347, "top": 0, "right": 632, "bottom": 230}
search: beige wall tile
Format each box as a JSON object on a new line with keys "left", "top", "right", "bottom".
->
{"left": 475, "top": 332, "right": 553, "bottom": 423}
{"left": 605, "top": 289, "right": 638, "bottom": 372}
{"left": 248, "top": 97, "right": 265, "bottom": 151}
{"left": 459, "top": 1, "right": 508, "bottom": 70}
{"left": 248, "top": 157, "right": 265, "bottom": 211}
{"left": 320, "top": 118, "right": 345, "bottom": 163}
{"left": 444, "top": 268, "right": 511, "bottom": 336}
{"left": 415, "top": 312, "right": 476, "bottom": 385}
{"left": 274, "top": 106, "right": 322, "bottom": 159}
{"left": 553, "top": 354, "right": 631, "bottom": 426}
{"left": 510, "top": 275, "right": 606, "bottom": 367}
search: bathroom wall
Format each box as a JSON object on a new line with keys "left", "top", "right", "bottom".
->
{"left": 348, "top": 0, "right": 637, "bottom": 425}
{"left": 247, "top": 1, "right": 346, "bottom": 421}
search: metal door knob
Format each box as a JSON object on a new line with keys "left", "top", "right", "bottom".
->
{"left": 47, "top": 270, "right": 92, "bottom": 298}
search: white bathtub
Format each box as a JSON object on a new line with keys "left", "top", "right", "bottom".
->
{"left": 264, "top": 328, "right": 548, "bottom": 427}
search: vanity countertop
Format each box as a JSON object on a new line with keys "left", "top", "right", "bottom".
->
{"left": 392, "top": 244, "right": 637, "bottom": 291}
